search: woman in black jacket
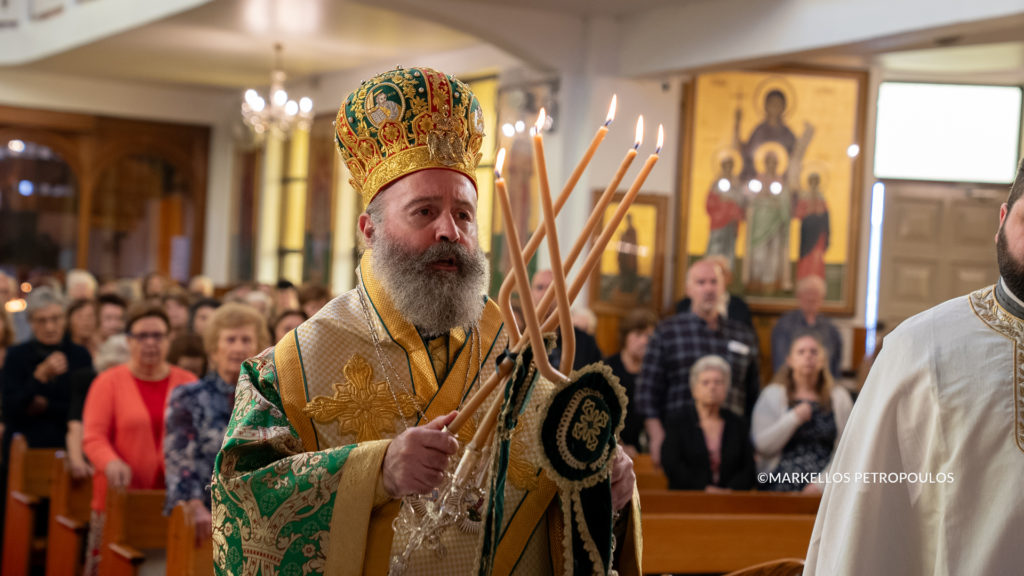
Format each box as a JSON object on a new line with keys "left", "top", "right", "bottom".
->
{"left": 661, "top": 354, "right": 755, "bottom": 491}
{"left": 2, "top": 286, "right": 92, "bottom": 449}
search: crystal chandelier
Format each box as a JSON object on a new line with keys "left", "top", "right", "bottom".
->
{"left": 241, "top": 43, "right": 314, "bottom": 137}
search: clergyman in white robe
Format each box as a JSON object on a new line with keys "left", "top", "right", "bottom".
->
{"left": 804, "top": 279, "right": 1024, "bottom": 575}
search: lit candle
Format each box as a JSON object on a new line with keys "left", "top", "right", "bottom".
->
{"left": 494, "top": 147, "right": 564, "bottom": 383}
{"left": 491, "top": 149, "right": 523, "bottom": 347}
{"left": 531, "top": 109, "right": 574, "bottom": 376}
{"left": 497, "top": 96, "right": 615, "bottom": 304}
{"left": 560, "top": 94, "right": 616, "bottom": 197}
{"left": 535, "top": 115, "right": 642, "bottom": 327}
{"left": 543, "top": 124, "right": 665, "bottom": 332}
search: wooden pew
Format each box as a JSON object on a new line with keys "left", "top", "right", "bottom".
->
{"left": 640, "top": 490, "right": 820, "bottom": 515}
{"left": 99, "top": 488, "right": 167, "bottom": 576}
{"left": 46, "top": 452, "right": 93, "bottom": 576}
{"left": 632, "top": 454, "right": 669, "bottom": 490}
{"left": 636, "top": 471, "right": 669, "bottom": 490}
{"left": 2, "top": 434, "right": 60, "bottom": 576}
{"left": 724, "top": 558, "right": 804, "bottom": 576}
{"left": 633, "top": 453, "right": 658, "bottom": 475}
{"left": 641, "top": 513, "right": 815, "bottom": 574}
{"left": 166, "top": 502, "right": 214, "bottom": 576}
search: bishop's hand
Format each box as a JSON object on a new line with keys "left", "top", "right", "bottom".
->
{"left": 382, "top": 411, "right": 459, "bottom": 498}
{"left": 610, "top": 445, "right": 636, "bottom": 511}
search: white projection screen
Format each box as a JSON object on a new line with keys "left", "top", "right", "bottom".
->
{"left": 874, "top": 82, "right": 1023, "bottom": 184}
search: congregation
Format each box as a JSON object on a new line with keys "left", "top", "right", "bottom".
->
{"left": 0, "top": 251, "right": 850, "bottom": 551}
{"left": 0, "top": 269, "right": 326, "bottom": 575}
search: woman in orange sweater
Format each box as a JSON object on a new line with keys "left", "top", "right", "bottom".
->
{"left": 82, "top": 304, "right": 197, "bottom": 576}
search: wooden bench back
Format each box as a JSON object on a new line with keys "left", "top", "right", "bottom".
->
{"left": 7, "top": 434, "right": 60, "bottom": 498}
{"left": 641, "top": 513, "right": 815, "bottom": 574}
{"left": 632, "top": 454, "right": 669, "bottom": 490}
{"left": 103, "top": 488, "right": 168, "bottom": 551}
{"left": 723, "top": 558, "right": 806, "bottom": 576}
{"left": 635, "top": 471, "right": 669, "bottom": 491}
{"left": 46, "top": 452, "right": 93, "bottom": 576}
{"left": 48, "top": 452, "right": 93, "bottom": 523}
{"left": 633, "top": 453, "right": 658, "bottom": 475}
{"left": 640, "top": 490, "right": 821, "bottom": 515}
{"left": 3, "top": 435, "right": 61, "bottom": 576}
{"left": 166, "top": 503, "right": 214, "bottom": 576}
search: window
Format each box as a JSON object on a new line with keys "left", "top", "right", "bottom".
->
{"left": 0, "top": 139, "right": 78, "bottom": 276}
{"left": 875, "top": 82, "right": 1023, "bottom": 184}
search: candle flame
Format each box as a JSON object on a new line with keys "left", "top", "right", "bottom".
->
{"left": 634, "top": 115, "right": 644, "bottom": 149}
{"left": 495, "top": 148, "right": 506, "bottom": 177}
{"left": 656, "top": 124, "right": 664, "bottom": 153}
{"left": 535, "top": 108, "right": 547, "bottom": 133}
{"left": 605, "top": 95, "right": 617, "bottom": 126}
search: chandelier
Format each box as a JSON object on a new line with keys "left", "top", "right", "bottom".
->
{"left": 241, "top": 43, "right": 314, "bottom": 137}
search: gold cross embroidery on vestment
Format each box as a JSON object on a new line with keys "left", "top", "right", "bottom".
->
{"left": 303, "top": 354, "right": 420, "bottom": 443}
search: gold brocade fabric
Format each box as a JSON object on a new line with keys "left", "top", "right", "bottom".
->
{"left": 212, "top": 251, "right": 645, "bottom": 576}
{"left": 276, "top": 253, "right": 560, "bottom": 575}
{"left": 303, "top": 355, "right": 421, "bottom": 443}
{"left": 427, "top": 335, "right": 451, "bottom": 383}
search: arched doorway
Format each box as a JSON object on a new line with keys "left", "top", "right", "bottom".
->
{"left": 0, "top": 138, "right": 79, "bottom": 278}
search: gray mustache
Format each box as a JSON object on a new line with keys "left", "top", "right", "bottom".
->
{"left": 413, "top": 242, "right": 476, "bottom": 273}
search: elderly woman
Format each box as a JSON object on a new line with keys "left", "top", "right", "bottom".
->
{"left": 752, "top": 332, "right": 853, "bottom": 493}
{"left": 81, "top": 305, "right": 197, "bottom": 576}
{"left": 661, "top": 355, "right": 755, "bottom": 491}
{"left": 2, "top": 287, "right": 92, "bottom": 449}
{"left": 164, "top": 303, "right": 269, "bottom": 545}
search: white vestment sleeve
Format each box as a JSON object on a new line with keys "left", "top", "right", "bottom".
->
{"left": 804, "top": 318, "right": 942, "bottom": 575}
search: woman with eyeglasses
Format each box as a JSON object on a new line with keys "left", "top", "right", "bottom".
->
{"left": 0, "top": 286, "right": 93, "bottom": 532}
{"left": 2, "top": 287, "right": 93, "bottom": 450}
{"left": 81, "top": 304, "right": 197, "bottom": 576}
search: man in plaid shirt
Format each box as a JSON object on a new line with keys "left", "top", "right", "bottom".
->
{"left": 638, "top": 258, "right": 761, "bottom": 465}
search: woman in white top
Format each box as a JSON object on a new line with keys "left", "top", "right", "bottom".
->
{"left": 752, "top": 332, "right": 852, "bottom": 493}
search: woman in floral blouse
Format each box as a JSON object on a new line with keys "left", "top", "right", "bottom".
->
{"left": 163, "top": 303, "right": 269, "bottom": 545}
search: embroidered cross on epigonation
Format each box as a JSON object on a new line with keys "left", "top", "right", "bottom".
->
{"left": 572, "top": 399, "right": 610, "bottom": 452}
{"left": 303, "top": 354, "right": 420, "bottom": 443}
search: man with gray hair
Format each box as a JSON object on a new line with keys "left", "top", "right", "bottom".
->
{"left": 638, "top": 258, "right": 761, "bottom": 465}
{"left": 770, "top": 275, "right": 842, "bottom": 377}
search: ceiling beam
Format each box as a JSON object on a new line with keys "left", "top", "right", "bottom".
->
{"left": 618, "top": 0, "right": 1024, "bottom": 77}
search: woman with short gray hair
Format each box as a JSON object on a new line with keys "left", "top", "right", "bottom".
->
{"left": 2, "top": 285, "right": 92, "bottom": 448}
{"left": 660, "top": 354, "right": 756, "bottom": 491}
